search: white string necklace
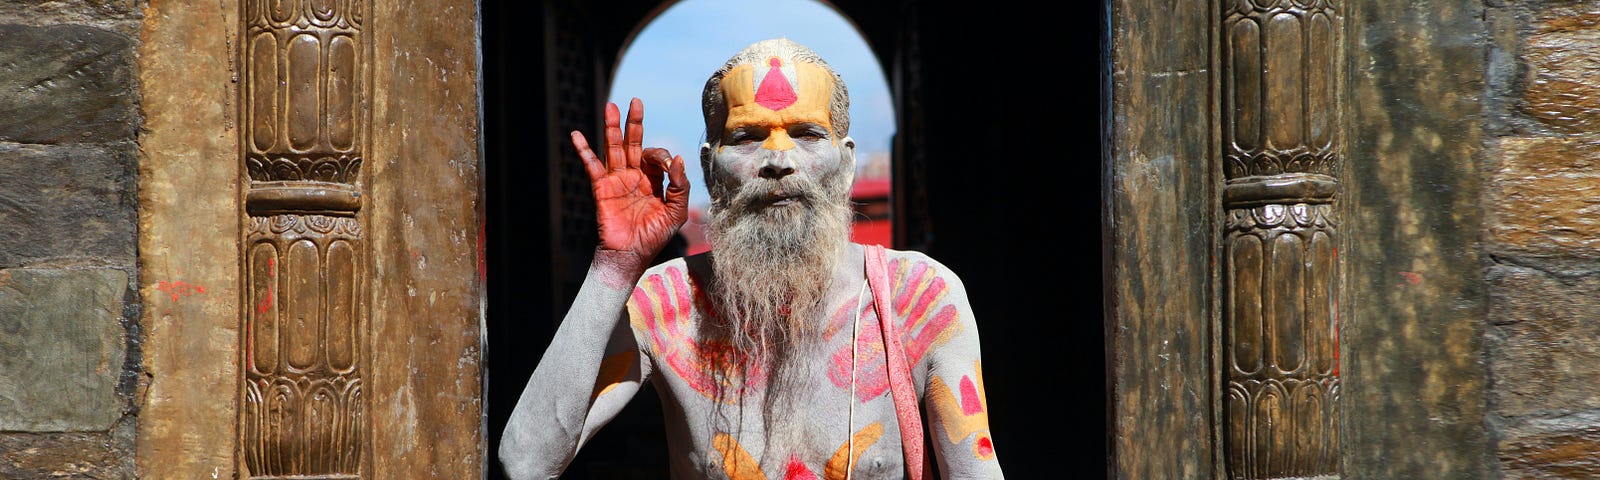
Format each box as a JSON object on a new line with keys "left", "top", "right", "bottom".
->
{"left": 847, "top": 278, "right": 867, "bottom": 480}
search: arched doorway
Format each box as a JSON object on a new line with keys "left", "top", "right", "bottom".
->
{"left": 482, "top": 2, "right": 1102, "bottom": 478}
{"left": 606, "top": 0, "right": 897, "bottom": 255}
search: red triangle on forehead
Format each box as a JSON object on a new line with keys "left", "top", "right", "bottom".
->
{"left": 755, "top": 57, "right": 798, "bottom": 111}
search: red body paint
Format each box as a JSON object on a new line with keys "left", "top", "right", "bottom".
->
{"left": 784, "top": 455, "right": 818, "bottom": 480}
{"left": 825, "top": 258, "right": 961, "bottom": 401}
{"left": 959, "top": 376, "right": 984, "bottom": 415}
{"left": 975, "top": 436, "right": 994, "bottom": 458}
{"left": 633, "top": 266, "right": 766, "bottom": 400}
{"left": 755, "top": 58, "right": 797, "bottom": 111}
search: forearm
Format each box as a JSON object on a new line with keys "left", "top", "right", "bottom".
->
{"left": 499, "top": 249, "right": 648, "bottom": 479}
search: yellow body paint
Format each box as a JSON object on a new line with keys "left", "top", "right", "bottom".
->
{"left": 713, "top": 432, "right": 768, "bottom": 480}
{"left": 710, "top": 422, "right": 884, "bottom": 480}
{"left": 928, "top": 361, "right": 996, "bottom": 460}
{"left": 824, "top": 422, "right": 884, "bottom": 480}
{"left": 590, "top": 350, "right": 637, "bottom": 401}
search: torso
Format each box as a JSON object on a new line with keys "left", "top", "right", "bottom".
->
{"left": 626, "top": 244, "right": 967, "bottom": 479}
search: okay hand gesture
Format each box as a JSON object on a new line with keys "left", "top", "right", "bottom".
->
{"left": 571, "top": 97, "right": 690, "bottom": 259}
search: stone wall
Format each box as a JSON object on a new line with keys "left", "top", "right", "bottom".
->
{"left": 1484, "top": 2, "right": 1600, "bottom": 477}
{"left": 1341, "top": 2, "right": 1493, "bottom": 478}
{"left": 0, "top": 1, "right": 143, "bottom": 478}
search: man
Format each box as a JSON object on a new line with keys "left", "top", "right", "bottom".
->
{"left": 500, "top": 38, "right": 1003, "bottom": 480}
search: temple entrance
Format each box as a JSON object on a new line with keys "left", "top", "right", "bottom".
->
{"left": 132, "top": 0, "right": 1100, "bottom": 478}
{"left": 482, "top": 1, "right": 1101, "bottom": 478}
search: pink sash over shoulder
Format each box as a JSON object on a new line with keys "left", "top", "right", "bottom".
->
{"left": 864, "top": 244, "right": 930, "bottom": 480}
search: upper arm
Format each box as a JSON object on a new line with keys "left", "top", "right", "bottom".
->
{"left": 577, "top": 298, "right": 655, "bottom": 445}
{"left": 899, "top": 254, "right": 1004, "bottom": 478}
{"left": 499, "top": 259, "right": 660, "bottom": 479}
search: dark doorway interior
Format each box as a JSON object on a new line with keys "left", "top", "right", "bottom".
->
{"left": 482, "top": 2, "right": 1105, "bottom": 478}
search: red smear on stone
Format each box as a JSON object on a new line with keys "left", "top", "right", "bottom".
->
{"left": 256, "top": 289, "right": 274, "bottom": 314}
{"left": 1398, "top": 271, "right": 1421, "bottom": 285}
{"left": 156, "top": 279, "right": 205, "bottom": 303}
{"left": 975, "top": 436, "right": 994, "bottom": 458}
{"left": 785, "top": 454, "right": 817, "bottom": 480}
{"left": 959, "top": 375, "right": 983, "bottom": 415}
{"left": 755, "top": 58, "right": 797, "bottom": 111}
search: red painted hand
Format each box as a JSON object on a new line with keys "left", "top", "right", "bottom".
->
{"left": 571, "top": 97, "right": 690, "bottom": 258}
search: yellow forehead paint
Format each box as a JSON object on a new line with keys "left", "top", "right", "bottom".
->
{"left": 721, "top": 57, "right": 835, "bottom": 151}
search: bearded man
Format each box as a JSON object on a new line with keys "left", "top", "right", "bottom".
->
{"left": 500, "top": 38, "right": 1004, "bottom": 480}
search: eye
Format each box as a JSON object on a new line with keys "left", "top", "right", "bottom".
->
{"left": 789, "top": 124, "right": 828, "bottom": 141}
{"left": 727, "top": 127, "right": 766, "bottom": 145}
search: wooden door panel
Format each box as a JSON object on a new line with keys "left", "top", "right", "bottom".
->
{"left": 137, "top": 1, "right": 484, "bottom": 478}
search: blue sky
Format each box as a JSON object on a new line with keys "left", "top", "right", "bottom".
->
{"left": 607, "top": 0, "right": 895, "bottom": 209}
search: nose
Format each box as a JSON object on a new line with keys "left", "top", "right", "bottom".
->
{"left": 760, "top": 128, "right": 796, "bottom": 151}
{"left": 759, "top": 154, "right": 796, "bottom": 179}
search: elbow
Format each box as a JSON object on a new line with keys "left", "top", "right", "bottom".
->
{"left": 496, "top": 430, "right": 530, "bottom": 479}
{"left": 498, "top": 417, "right": 566, "bottom": 480}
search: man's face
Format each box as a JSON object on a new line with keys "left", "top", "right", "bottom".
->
{"left": 708, "top": 56, "right": 851, "bottom": 210}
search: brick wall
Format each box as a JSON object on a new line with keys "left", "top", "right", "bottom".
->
{"left": 1485, "top": 2, "right": 1600, "bottom": 477}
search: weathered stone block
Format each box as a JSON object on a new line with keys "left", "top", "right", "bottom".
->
{"left": 0, "top": 143, "right": 136, "bottom": 268}
{"left": 0, "top": 268, "right": 128, "bottom": 432}
{"left": 1487, "top": 264, "right": 1600, "bottom": 417}
{"left": 1498, "top": 410, "right": 1600, "bottom": 479}
{"left": 1488, "top": 136, "right": 1600, "bottom": 257}
{"left": 1521, "top": 7, "right": 1600, "bottom": 133}
{"left": 0, "top": 24, "right": 135, "bottom": 144}
{"left": 0, "top": 432, "right": 127, "bottom": 478}
{"left": 0, "top": 0, "right": 138, "bottom": 19}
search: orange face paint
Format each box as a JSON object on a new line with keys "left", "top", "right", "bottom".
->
{"left": 720, "top": 58, "right": 836, "bottom": 152}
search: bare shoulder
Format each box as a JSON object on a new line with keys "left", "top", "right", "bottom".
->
{"left": 629, "top": 255, "right": 706, "bottom": 301}
{"left": 626, "top": 256, "right": 701, "bottom": 335}
{"left": 873, "top": 246, "right": 970, "bottom": 297}
{"left": 637, "top": 255, "right": 693, "bottom": 280}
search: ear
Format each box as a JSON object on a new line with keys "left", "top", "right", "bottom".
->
{"left": 840, "top": 136, "right": 857, "bottom": 168}
{"left": 699, "top": 142, "right": 715, "bottom": 192}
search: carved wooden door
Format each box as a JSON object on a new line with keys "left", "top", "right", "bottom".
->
{"left": 135, "top": 0, "right": 484, "bottom": 478}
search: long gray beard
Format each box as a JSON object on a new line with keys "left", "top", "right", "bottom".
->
{"left": 700, "top": 165, "right": 853, "bottom": 453}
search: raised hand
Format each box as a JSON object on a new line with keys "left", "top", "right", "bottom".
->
{"left": 572, "top": 97, "right": 690, "bottom": 259}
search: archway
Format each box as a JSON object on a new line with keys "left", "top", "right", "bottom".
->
{"left": 482, "top": 2, "right": 1103, "bottom": 478}
{"left": 606, "top": 0, "right": 897, "bottom": 255}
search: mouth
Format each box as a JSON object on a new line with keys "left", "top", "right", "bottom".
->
{"left": 757, "top": 189, "right": 806, "bottom": 208}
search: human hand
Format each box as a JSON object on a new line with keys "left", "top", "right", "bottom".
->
{"left": 571, "top": 97, "right": 690, "bottom": 259}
